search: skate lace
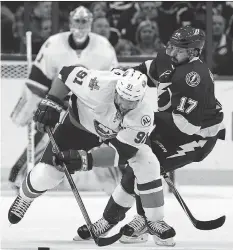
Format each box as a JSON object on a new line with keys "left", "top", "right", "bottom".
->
{"left": 11, "top": 195, "right": 32, "bottom": 219}
{"left": 92, "top": 218, "right": 110, "bottom": 236}
{"left": 128, "top": 215, "right": 146, "bottom": 231}
{"left": 148, "top": 220, "right": 171, "bottom": 234}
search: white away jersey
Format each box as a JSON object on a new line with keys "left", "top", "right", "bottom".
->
{"left": 33, "top": 32, "right": 118, "bottom": 81}
{"left": 59, "top": 66, "right": 154, "bottom": 149}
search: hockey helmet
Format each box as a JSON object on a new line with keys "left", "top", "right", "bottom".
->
{"left": 115, "top": 69, "right": 147, "bottom": 113}
{"left": 70, "top": 6, "right": 93, "bottom": 42}
{"left": 169, "top": 26, "right": 205, "bottom": 50}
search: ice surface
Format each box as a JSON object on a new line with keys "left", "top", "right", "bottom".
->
{"left": 1, "top": 186, "right": 233, "bottom": 250}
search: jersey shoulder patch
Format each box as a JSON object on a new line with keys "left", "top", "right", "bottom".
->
{"left": 123, "top": 100, "right": 154, "bottom": 130}
{"left": 185, "top": 71, "right": 201, "bottom": 87}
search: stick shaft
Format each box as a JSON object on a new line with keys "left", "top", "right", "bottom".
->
{"left": 26, "top": 31, "right": 35, "bottom": 173}
{"left": 46, "top": 127, "right": 96, "bottom": 239}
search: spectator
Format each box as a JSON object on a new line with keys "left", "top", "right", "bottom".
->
{"left": 33, "top": 1, "right": 52, "bottom": 19}
{"left": 11, "top": 2, "right": 53, "bottom": 54}
{"left": 89, "top": 2, "right": 108, "bottom": 18}
{"left": 108, "top": 1, "right": 134, "bottom": 28}
{"left": 138, "top": 1, "right": 160, "bottom": 20}
{"left": 1, "top": 4, "right": 15, "bottom": 53}
{"left": 92, "top": 17, "right": 120, "bottom": 47}
{"left": 115, "top": 38, "right": 140, "bottom": 56}
{"left": 173, "top": 2, "right": 195, "bottom": 27}
{"left": 135, "top": 20, "right": 164, "bottom": 56}
{"left": 117, "top": 2, "right": 161, "bottom": 44}
{"left": 12, "top": 6, "right": 25, "bottom": 53}
{"left": 212, "top": 14, "right": 233, "bottom": 75}
{"left": 226, "top": 14, "right": 233, "bottom": 39}
{"left": 41, "top": 19, "right": 52, "bottom": 40}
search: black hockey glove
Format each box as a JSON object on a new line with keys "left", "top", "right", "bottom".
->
{"left": 33, "top": 95, "right": 65, "bottom": 133}
{"left": 52, "top": 150, "right": 93, "bottom": 174}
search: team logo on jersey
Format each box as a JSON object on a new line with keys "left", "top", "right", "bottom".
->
{"left": 141, "top": 115, "right": 151, "bottom": 127}
{"left": 94, "top": 120, "right": 118, "bottom": 140}
{"left": 89, "top": 77, "right": 100, "bottom": 90}
{"left": 185, "top": 71, "right": 201, "bottom": 87}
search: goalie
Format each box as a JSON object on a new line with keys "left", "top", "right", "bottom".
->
{"left": 9, "top": 6, "right": 118, "bottom": 190}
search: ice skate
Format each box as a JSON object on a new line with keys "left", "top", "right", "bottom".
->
{"left": 147, "top": 219, "right": 176, "bottom": 246}
{"left": 73, "top": 217, "right": 115, "bottom": 241}
{"left": 120, "top": 214, "right": 148, "bottom": 244}
{"left": 8, "top": 194, "right": 33, "bottom": 224}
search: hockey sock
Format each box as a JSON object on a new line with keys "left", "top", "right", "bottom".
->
{"left": 103, "top": 166, "right": 135, "bottom": 224}
{"left": 103, "top": 184, "right": 134, "bottom": 224}
{"left": 21, "top": 162, "right": 64, "bottom": 199}
{"left": 135, "top": 194, "right": 145, "bottom": 216}
{"left": 21, "top": 171, "right": 46, "bottom": 199}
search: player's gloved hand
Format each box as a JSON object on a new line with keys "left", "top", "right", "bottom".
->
{"left": 33, "top": 95, "right": 65, "bottom": 133}
{"left": 52, "top": 150, "right": 93, "bottom": 174}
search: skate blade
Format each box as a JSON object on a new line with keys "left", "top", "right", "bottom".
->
{"left": 119, "top": 233, "right": 148, "bottom": 244}
{"left": 153, "top": 235, "right": 176, "bottom": 247}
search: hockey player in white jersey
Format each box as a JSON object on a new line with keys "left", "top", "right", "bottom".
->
{"left": 8, "top": 67, "right": 175, "bottom": 245}
{"left": 9, "top": 6, "right": 118, "bottom": 189}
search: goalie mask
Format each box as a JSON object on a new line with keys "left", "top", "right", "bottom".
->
{"left": 70, "top": 6, "right": 93, "bottom": 43}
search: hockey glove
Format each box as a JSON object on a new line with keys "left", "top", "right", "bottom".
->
{"left": 33, "top": 95, "right": 65, "bottom": 133}
{"left": 52, "top": 150, "right": 93, "bottom": 174}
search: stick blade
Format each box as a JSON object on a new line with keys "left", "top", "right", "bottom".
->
{"left": 195, "top": 215, "right": 226, "bottom": 230}
{"left": 96, "top": 232, "right": 122, "bottom": 247}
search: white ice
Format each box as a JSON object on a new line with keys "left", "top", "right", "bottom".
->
{"left": 1, "top": 186, "right": 233, "bottom": 250}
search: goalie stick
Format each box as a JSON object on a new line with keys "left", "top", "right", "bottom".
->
{"left": 8, "top": 131, "right": 44, "bottom": 183}
{"left": 26, "top": 31, "right": 35, "bottom": 174}
{"left": 163, "top": 173, "right": 226, "bottom": 230}
{"left": 46, "top": 127, "right": 122, "bottom": 246}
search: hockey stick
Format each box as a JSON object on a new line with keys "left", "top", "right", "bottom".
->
{"left": 46, "top": 127, "right": 122, "bottom": 246}
{"left": 26, "top": 31, "right": 35, "bottom": 174}
{"left": 9, "top": 131, "right": 44, "bottom": 183}
{"left": 163, "top": 173, "right": 226, "bottom": 230}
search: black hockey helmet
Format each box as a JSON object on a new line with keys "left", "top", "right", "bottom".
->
{"left": 169, "top": 26, "right": 205, "bottom": 50}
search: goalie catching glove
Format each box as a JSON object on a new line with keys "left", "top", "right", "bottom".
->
{"left": 52, "top": 150, "right": 93, "bottom": 174}
{"left": 33, "top": 95, "right": 66, "bottom": 133}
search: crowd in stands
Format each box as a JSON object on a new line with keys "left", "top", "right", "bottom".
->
{"left": 1, "top": 1, "right": 233, "bottom": 75}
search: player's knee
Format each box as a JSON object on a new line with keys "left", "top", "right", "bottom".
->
{"left": 30, "top": 162, "right": 65, "bottom": 189}
{"left": 129, "top": 145, "right": 160, "bottom": 184}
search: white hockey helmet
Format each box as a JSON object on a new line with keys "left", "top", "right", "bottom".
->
{"left": 115, "top": 69, "right": 148, "bottom": 114}
{"left": 116, "top": 69, "right": 148, "bottom": 101}
{"left": 69, "top": 6, "right": 93, "bottom": 43}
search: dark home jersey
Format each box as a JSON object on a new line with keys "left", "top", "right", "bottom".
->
{"left": 133, "top": 48, "right": 225, "bottom": 141}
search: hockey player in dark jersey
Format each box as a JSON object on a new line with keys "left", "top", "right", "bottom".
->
{"left": 74, "top": 26, "right": 225, "bottom": 245}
